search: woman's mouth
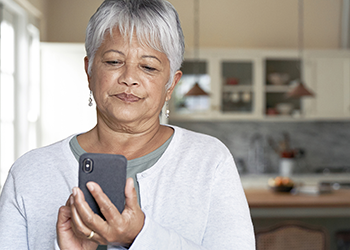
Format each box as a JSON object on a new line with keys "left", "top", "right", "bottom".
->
{"left": 115, "top": 93, "right": 141, "bottom": 103}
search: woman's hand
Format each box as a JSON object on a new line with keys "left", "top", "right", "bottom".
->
{"left": 56, "top": 195, "right": 98, "bottom": 250}
{"left": 69, "top": 178, "right": 145, "bottom": 247}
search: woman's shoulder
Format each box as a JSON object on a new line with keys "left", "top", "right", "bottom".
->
{"left": 10, "top": 135, "right": 75, "bottom": 175}
{"left": 161, "top": 126, "right": 235, "bottom": 175}
{"left": 171, "top": 125, "right": 230, "bottom": 155}
{"left": 172, "top": 125, "right": 225, "bottom": 144}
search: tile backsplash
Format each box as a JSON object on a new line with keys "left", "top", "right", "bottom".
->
{"left": 170, "top": 120, "right": 350, "bottom": 174}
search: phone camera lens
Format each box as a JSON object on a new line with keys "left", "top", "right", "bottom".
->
{"left": 83, "top": 158, "right": 93, "bottom": 173}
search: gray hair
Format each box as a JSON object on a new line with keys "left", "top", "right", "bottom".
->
{"left": 85, "top": 0, "right": 185, "bottom": 89}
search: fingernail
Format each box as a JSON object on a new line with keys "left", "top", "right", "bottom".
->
{"left": 70, "top": 195, "right": 74, "bottom": 205}
{"left": 87, "top": 182, "right": 94, "bottom": 191}
{"left": 72, "top": 187, "right": 77, "bottom": 196}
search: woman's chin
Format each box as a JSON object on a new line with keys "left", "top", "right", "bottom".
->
{"left": 112, "top": 112, "right": 152, "bottom": 125}
{"left": 97, "top": 104, "right": 160, "bottom": 127}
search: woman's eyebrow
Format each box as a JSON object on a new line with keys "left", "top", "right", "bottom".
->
{"left": 142, "top": 55, "right": 161, "bottom": 63}
{"left": 103, "top": 49, "right": 125, "bottom": 56}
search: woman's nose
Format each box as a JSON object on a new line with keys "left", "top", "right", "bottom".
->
{"left": 118, "top": 65, "right": 140, "bottom": 86}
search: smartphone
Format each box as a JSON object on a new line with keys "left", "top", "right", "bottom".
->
{"left": 78, "top": 153, "right": 127, "bottom": 219}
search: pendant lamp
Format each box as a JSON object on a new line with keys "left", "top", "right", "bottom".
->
{"left": 286, "top": 0, "right": 314, "bottom": 98}
{"left": 287, "top": 81, "right": 314, "bottom": 97}
{"left": 185, "top": 82, "right": 209, "bottom": 96}
{"left": 184, "top": 0, "right": 209, "bottom": 97}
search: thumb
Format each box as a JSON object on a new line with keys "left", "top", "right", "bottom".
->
{"left": 124, "top": 178, "right": 138, "bottom": 210}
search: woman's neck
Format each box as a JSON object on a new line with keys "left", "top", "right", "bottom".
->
{"left": 77, "top": 119, "right": 173, "bottom": 160}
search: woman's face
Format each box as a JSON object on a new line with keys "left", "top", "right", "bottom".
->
{"left": 85, "top": 29, "right": 181, "bottom": 128}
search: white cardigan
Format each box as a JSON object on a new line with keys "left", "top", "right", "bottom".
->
{"left": 0, "top": 126, "right": 255, "bottom": 249}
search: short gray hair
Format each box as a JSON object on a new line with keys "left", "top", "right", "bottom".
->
{"left": 85, "top": 0, "right": 185, "bottom": 89}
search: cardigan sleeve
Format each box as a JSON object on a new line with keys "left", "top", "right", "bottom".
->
{"left": 201, "top": 155, "right": 255, "bottom": 249}
{"left": 0, "top": 172, "right": 29, "bottom": 249}
{"left": 127, "top": 212, "right": 207, "bottom": 249}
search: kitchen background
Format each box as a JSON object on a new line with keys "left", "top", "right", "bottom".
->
{"left": 1, "top": 0, "right": 347, "bottom": 169}
{"left": 171, "top": 120, "right": 350, "bottom": 175}
{"left": 0, "top": 0, "right": 350, "bottom": 249}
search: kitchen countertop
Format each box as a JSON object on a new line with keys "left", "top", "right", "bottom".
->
{"left": 245, "top": 189, "right": 350, "bottom": 208}
{"left": 240, "top": 173, "right": 350, "bottom": 189}
{"left": 241, "top": 174, "right": 350, "bottom": 218}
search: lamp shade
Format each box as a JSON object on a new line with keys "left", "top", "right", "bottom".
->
{"left": 184, "top": 83, "right": 209, "bottom": 96}
{"left": 286, "top": 81, "right": 314, "bottom": 98}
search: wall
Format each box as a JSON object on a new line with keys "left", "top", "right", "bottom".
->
{"left": 170, "top": 120, "right": 350, "bottom": 174}
{"left": 40, "top": 0, "right": 343, "bottom": 50}
{"left": 45, "top": 0, "right": 103, "bottom": 43}
{"left": 173, "top": 0, "right": 342, "bottom": 49}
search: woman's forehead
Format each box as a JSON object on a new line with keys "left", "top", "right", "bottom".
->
{"left": 99, "top": 28, "right": 167, "bottom": 59}
{"left": 103, "top": 27, "right": 163, "bottom": 52}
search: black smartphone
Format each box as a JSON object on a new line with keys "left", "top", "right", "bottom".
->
{"left": 78, "top": 153, "right": 127, "bottom": 219}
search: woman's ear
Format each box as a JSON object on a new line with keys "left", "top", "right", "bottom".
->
{"left": 84, "top": 56, "right": 91, "bottom": 87}
{"left": 166, "top": 70, "right": 182, "bottom": 101}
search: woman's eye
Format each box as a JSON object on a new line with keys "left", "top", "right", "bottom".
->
{"left": 143, "top": 65, "right": 157, "bottom": 72}
{"left": 106, "top": 61, "right": 123, "bottom": 66}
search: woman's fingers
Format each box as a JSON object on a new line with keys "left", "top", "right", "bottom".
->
{"left": 123, "top": 178, "right": 145, "bottom": 238}
{"left": 70, "top": 197, "right": 90, "bottom": 238}
{"left": 87, "top": 182, "right": 124, "bottom": 223}
{"left": 71, "top": 188, "right": 105, "bottom": 237}
{"left": 124, "top": 178, "right": 138, "bottom": 210}
{"left": 71, "top": 180, "right": 144, "bottom": 246}
{"left": 65, "top": 194, "right": 73, "bottom": 207}
{"left": 57, "top": 206, "right": 72, "bottom": 232}
{"left": 70, "top": 192, "right": 107, "bottom": 245}
{"left": 72, "top": 187, "right": 105, "bottom": 224}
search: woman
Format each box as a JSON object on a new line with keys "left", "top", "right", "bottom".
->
{"left": 0, "top": 0, "right": 255, "bottom": 249}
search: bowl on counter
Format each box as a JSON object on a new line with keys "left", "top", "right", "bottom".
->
{"left": 268, "top": 176, "right": 294, "bottom": 192}
{"left": 270, "top": 185, "right": 294, "bottom": 193}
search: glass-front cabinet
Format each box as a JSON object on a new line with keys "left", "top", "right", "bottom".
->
{"left": 265, "top": 59, "right": 301, "bottom": 117}
{"left": 169, "top": 49, "right": 350, "bottom": 121}
{"left": 170, "top": 49, "right": 264, "bottom": 120}
{"left": 221, "top": 61, "right": 254, "bottom": 113}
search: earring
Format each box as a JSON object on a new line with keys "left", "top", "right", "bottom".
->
{"left": 88, "top": 91, "right": 93, "bottom": 107}
{"left": 165, "top": 101, "right": 170, "bottom": 118}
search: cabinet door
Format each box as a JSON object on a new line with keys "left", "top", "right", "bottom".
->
{"left": 219, "top": 57, "right": 264, "bottom": 119}
{"left": 264, "top": 59, "right": 301, "bottom": 117}
{"left": 221, "top": 61, "right": 254, "bottom": 113}
{"left": 305, "top": 57, "right": 350, "bottom": 118}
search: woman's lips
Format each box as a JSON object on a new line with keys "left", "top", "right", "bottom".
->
{"left": 115, "top": 93, "right": 141, "bottom": 102}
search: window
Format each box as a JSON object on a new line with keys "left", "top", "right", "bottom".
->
{"left": 0, "top": 1, "right": 40, "bottom": 189}
{"left": 0, "top": 5, "right": 16, "bottom": 187}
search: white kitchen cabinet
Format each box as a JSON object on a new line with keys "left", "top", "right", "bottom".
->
{"left": 170, "top": 49, "right": 265, "bottom": 120}
{"left": 303, "top": 51, "right": 350, "bottom": 119}
{"left": 170, "top": 49, "right": 350, "bottom": 121}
